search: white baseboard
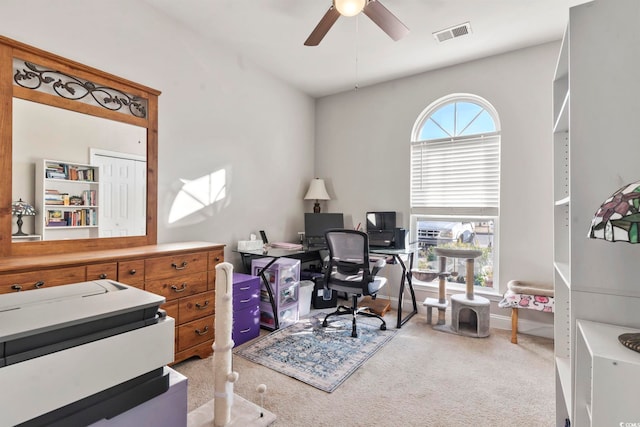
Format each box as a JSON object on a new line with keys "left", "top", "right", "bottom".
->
{"left": 384, "top": 296, "right": 554, "bottom": 340}
{"left": 490, "top": 314, "right": 554, "bottom": 340}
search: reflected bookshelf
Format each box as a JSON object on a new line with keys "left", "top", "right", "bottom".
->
{"left": 35, "top": 159, "right": 100, "bottom": 240}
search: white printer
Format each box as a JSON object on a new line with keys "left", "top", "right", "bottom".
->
{"left": 0, "top": 280, "right": 174, "bottom": 427}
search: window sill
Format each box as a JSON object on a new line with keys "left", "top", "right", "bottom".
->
{"left": 412, "top": 280, "right": 501, "bottom": 300}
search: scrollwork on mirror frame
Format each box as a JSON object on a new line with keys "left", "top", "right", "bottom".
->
{"left": 13, "top": 59, "right": 147, "bottom": 118}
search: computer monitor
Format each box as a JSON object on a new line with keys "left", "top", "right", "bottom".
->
{"left": 304, "top": 213, "right": 344, "bottom": 247}
{"left": 366, "top": 211, "right": 396, "bottom": 231}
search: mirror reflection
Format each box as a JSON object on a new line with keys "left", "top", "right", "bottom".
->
{"left": 12, "top": 98, "right": 147, "bottom": 242}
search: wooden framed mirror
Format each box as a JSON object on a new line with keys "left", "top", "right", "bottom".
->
{"left": 0, "top": 35, "right": 159, "bottom": 257}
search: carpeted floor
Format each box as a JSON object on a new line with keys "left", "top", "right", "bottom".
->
{"left": 173, "top": 309, "right": 555, "bottom": 427}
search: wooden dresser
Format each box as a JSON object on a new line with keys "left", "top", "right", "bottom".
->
{"left": 0, "top": 241, "right": 224, "bottom": 364}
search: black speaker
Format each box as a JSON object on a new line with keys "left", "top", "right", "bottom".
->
{"left": 394, "top": 228, "right": 408, "bottom": 249}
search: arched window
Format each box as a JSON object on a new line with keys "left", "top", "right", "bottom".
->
{"left": 410, "top": 94, "right": 500, "bottom": 290}
{"left": 411, "top": 94, "right": 500, "bottom": 213}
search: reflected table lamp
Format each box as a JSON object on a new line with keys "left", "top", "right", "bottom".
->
{"left": 304, "top": 178, "right": 331, "bottom": 213}
{"left": 12, "top": 198, "right": 36, "bottom": 236}
{"left": 588, "top": 180, "right": 640, "bottom": 353}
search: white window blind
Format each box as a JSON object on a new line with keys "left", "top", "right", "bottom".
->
{"left": 411, "top": 134, "right": 500, "bottom": 213}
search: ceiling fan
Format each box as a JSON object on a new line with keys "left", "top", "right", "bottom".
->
{"left": 304, "top": 0, "right": 409, "bottom": 46}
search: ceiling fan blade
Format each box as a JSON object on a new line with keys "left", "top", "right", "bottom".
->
{"left": 362, "top": 0, "right": 409, "bottom": 41}
{"left": 304, "top": 6, "right": 341, "bottom": 46}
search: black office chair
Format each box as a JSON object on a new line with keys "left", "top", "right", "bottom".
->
{"left": 321, "top": 229, "right": 387, "bottom": 337}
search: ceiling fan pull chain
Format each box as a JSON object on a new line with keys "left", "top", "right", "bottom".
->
{"left": 355, "top": 14, "right": 360, "bottom": 91}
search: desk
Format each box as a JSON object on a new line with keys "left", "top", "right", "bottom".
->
{"left": 236, "top": 247, "right": 323, "bottom": 330}
{"left": 370, "top": 246, "right": 419, "bottom": 328}
{"left": 236, "top": 245, "right": 418, "bottom": 330}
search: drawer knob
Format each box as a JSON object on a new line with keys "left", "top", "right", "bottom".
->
{"left": 99, "top": 273, "right": 107, "bottom": 279}
{"left": 170, "top": 283, "right": 188, "bottom": 293}
{"left": 34, "top": 281, "right": 45, "bottom": 289}
{"left": 195, "top": 326, "right": 210, "bottom": 336}
{"left": 171, "top": 261, "right": 188, "bottom": 270}
{"left": 129, "top": 269, "right": 137, "bottom": 275}
{"left": 240, "top": 328, "right": 251, "bottom": 334}
{"left": 240, "top": 298, "right": 251, "bottom": 303}
{"left": 215, "top": 257, "right": 221, "bottom": 262}
{"left": 11, "top": 284, "right": 22, "bottom": 292}
{"left": 195, "top": 301, "right": 210, "bottom": 310}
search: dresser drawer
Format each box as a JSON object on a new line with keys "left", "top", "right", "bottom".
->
{"left": 117, "top": 260, "right": 145, "bottom": 288}
{"left": 145, "top": 252, "right": 208, "bottom": 280}
{"left": 86, "top": 262, "right": 118, "bottom": 281}
{"left": 0, "top": 266, "right": 86, "bottom": 294}
{"left": 207, "top": 249, "right": 225, "bottom": 290}
{"left": 163, "top": 299, "right": 180, "bottom": 356}
{"left": 177, "top": 315, "right": 214, "bottom": 352}
{"left": 207, "top": 248, "right": 225, "bottom": 270}
{"left": 179, "top": 290, "right": 215, "bottom": 324}
{"left": 145, "top": 271, "right": 208, "bottom": 302}
{"left": 162, "top": 300, "right": 179, "bottom": 322}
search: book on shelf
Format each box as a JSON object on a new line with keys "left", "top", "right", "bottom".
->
{"left": 45, "top": 162, "right": 96, "bottom": 182}
{"left": 45, "top": 170, "right": 67, "bottom": 179}
{"left": 69, "top": 166, "right": 95, "bottom": 181}
{"left": 44, "top": 189, "right": 69, "bottom": 205}
{"left": 61, "top": 208, "right": 97, "bottom": 227}
{"left": 45, "top": 163, "right": 68, "bottom": 179}
{"left": 82, "top": 190, "right": 96, "bottom": 206}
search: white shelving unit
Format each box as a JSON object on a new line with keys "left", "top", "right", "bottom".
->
{"left": 553, "top": 1, "right": 640, "bottom": 425}
{"left": 552, "top": 20, "right": 572, "bottom": 426}
{"left": 35, "top": 159, "right": 100, "bottom": 241}
{"left": 11, "top": 234, "right": 41, "bottom": 242}
{"left": 574, "top": 320, "right": 640, "bottom": 426}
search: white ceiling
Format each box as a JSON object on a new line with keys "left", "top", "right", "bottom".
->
{"left": 143, "top": 0, "right": 587, "bottom": 98}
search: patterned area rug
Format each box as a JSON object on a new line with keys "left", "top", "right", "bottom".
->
{"left": 234, "top": 314, "right": 398, "bottom": 393}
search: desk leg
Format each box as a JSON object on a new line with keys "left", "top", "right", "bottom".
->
{"left": 240, "top": 254, "right": 252, "bottom": 273}
{"left": 396, "top": 253, "right": 418, "bottom": 328}
{"left": 256, "top": 258, "right": 279, "bottom": 331}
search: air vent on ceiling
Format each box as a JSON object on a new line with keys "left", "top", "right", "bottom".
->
{"left": 433, "top": 22, "right": 472, "bottom": 43}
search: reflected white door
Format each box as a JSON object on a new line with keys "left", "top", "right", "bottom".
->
{"left": 91, "top": 151, "right": 146, "bottom": 237}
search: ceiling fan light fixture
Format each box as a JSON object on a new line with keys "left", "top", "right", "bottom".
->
{"left": 334, "top": 0, "right": 366, "bottom": 17}
{"left": 305, "top": 0, "right": 408, "bottom": 46}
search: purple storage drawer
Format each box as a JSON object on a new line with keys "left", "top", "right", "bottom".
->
{"left": 232, "top": 273, "right": 260, "bottom": 346}
{"left": 232, "top": 305, "right": 261, "bottom": 346}
{"left": 232, "top": 273, "right": 260, "bottom": 311}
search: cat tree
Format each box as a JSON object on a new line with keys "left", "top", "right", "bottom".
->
{"left": 187, "top": 262, "right": 276, "bottom": 427}
{"left": 424, "top": 247, "right": 490, "bottom": 338}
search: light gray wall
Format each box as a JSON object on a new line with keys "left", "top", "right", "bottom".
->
{"left": 0, "top": 0, "right": 315, "bottom": 269}
{"left": 315, "top": 42, "right": 559, "bottom": 301}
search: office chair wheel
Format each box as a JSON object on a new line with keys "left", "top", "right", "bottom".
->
{"left": 380, "top": 324, "right": 387, "bottom": 331}
{"left": 322, "top": 320, "right": 328, "bottom": 327}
